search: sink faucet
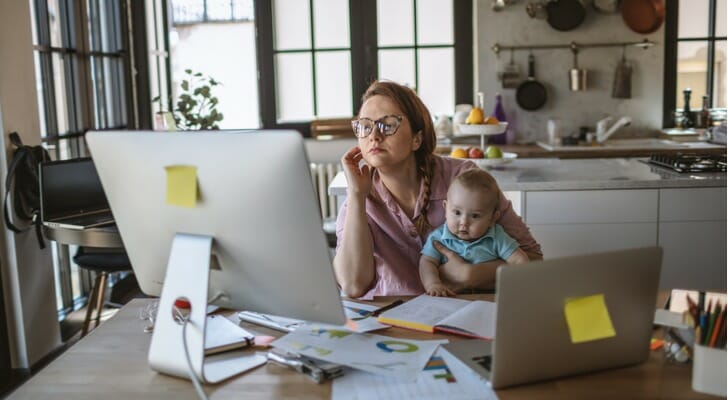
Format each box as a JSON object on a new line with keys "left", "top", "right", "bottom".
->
{"left": 596, "top": 116, "right": 632, "bottom": 143}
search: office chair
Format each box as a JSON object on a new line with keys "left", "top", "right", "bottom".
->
{"left": 73, "top": 246, "right": 131, "bottom": 336}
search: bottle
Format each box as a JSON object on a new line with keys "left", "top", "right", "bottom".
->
{"left": 490, "top": 93, "right": 508, "bottom": 144}
{"left": 700, "top": 95, "right": 710, "bottom": 128}
{"left": 682, "top": 88, "right": 694, "bottom": 129}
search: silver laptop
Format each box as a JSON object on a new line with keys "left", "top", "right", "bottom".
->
{"left": 442, "top": 247, "right": 662, "bottom": 389}
{"left": 40, "top": 158, "right": 114, "bottom": 230}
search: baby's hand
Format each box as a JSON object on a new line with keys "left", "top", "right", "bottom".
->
{"left": 425, "top": 283, "right": 455, "bottom": 297}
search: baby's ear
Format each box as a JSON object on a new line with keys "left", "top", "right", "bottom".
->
{"left": 493, "top": 209, "right": 502, "bottom": 221}
{"left": 442, "top": 200, "right": 447, "bottom": 209}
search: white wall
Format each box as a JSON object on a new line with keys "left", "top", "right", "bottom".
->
{"left": 0, "top": 2, "right": 62, "bottom": 369}
{"left": 476, "top": 1, "right": 665, "bottom": 143}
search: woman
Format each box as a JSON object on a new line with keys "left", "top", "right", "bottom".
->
{"left": 334, "top": 81, "right": 541, "bottom": 299}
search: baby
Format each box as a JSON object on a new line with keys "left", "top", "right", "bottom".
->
{"left": 419, "top": 169, "right": 529, "bottom": 296}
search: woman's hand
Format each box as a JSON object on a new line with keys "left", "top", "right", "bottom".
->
{"left": 341, "top": 147, "right": 372, "bottom": 200}
{"left": 432, "top": 241, "right": 473, "bottom": 286}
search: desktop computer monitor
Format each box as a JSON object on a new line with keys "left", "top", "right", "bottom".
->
{"left": 86, "top": 130, "right": 345, "bottom": 326}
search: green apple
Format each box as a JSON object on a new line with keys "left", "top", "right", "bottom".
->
{"left": 486, "top": 145, "right": 503, "bottom": 159}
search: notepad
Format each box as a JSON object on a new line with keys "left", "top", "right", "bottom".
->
{"left": 377, "top": 295, "right": 496, "bottom": 339}
{"left": 204, "top": 315, "right": 254, "bottom": 355}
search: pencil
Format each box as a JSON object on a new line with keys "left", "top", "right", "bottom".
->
{"left": 705, "top": 302, "right": 719, "bottom": 345}
{"left": 370, "top": 299, "right": 404, "bottom": 317}
{"left": 709, "top": 308, "right": 726, "bottom": 348}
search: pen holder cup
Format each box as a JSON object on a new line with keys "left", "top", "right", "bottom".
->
{"left": 691, "top": 344, "right": 727, "bottom": 396}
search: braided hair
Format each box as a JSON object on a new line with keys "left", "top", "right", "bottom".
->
{"left": 361, "top": 81, "right": 437, "bottom": 235}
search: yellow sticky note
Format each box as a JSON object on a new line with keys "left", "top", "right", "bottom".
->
{"left": 165, "top": 165, "right": 197, "bottom": 208}
{"left": 564, "top": 294, "right": 616, "bottom": 344}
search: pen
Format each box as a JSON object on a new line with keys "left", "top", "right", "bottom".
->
{"left": 370, "top": 299, "right": 404, "bottom": 317}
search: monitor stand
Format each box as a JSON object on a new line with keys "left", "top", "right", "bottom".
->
{"left": 147, "top": 233, "right": 266, "bottom": 383}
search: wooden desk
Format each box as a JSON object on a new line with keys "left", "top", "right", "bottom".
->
{"left": 7, "top": 296, "right": 715, "bottom": 400}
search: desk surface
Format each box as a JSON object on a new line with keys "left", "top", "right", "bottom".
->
{"left": 8, "top": 296, "right": 715, "bottom": 400}
{"left": 43, "top": 224, "right": 123, "bottom": 248}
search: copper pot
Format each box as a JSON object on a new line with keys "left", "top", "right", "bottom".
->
{"left": 621, "top": 0, "right": 665, "bottom": 34}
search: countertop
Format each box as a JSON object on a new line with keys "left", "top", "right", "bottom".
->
{"left": 435, "top": 142, "right": 726, "bottom": 159}
{"left": 328, "top": 158, "right": 727, "bottom": 195}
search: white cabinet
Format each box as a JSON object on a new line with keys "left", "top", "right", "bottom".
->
{"left": 657, "top": 188, "right": 726, "bottom": 291}
{"left": 521, "top": 187, "right": 726, "bottom": 290}
{"left": 523, "top": 190, "right": 658, "bottom": 258}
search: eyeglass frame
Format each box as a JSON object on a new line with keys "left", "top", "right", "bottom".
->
{"left": 351, "top": 115, "right": 404, "bottom": 138}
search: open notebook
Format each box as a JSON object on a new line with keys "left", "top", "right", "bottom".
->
{"left": 377, "top": 295, "right": 496, "bottom": 339}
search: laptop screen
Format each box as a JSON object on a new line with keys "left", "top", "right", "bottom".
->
{"left": 40, "top": 158, "right": 110, "bottom": 221}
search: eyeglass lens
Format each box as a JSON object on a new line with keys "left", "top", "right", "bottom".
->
{"left": 352, "top": 116, "right": 401, "bottom": 138}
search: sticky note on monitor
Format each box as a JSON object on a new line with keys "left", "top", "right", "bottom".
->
{"left": 564, "top": 294, "right": 616, "bottom": 344}
{"left": 165, "top": 165, "right": 197, "bottom": 207}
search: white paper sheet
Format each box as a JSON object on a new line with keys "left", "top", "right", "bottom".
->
{"left": 332, "top": 348, "right": 498, "bottom": 400}
{"left": 272, "top": 326, "right": 444, "bottom": 380}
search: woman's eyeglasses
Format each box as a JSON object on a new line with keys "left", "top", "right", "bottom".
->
{"left": 351, "top": 115, "right": 403, "bottom": 138}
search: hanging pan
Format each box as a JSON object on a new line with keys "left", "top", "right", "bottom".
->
{"left": 621, "top": 0, "right": 665, "bottom": 34}
{"left": 546, "top": 0, "right": 586, "bottom": 31}
{"left": 516, "top": 53, "right": 547, "bottom": 111}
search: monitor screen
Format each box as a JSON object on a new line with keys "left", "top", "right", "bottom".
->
{"left": 40, "top": 158, "right": 109, "bottom": 221}
{"left": 87, "top": 130, "right": 345, "bottom": 326}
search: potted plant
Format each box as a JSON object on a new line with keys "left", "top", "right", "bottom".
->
{"left": 153, "top": 69, "right": 224, "bottom": 130}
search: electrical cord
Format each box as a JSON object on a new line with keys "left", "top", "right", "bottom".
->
{"left": 182, "top": 316, "right": 209, "bottom": 400}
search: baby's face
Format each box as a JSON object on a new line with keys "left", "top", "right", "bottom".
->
{"left": 444, "top": 184, "right": 498, "bottom": 241}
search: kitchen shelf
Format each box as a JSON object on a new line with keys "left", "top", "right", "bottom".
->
{"left": 491, "top": 38, "right": 656, "bottom": 54}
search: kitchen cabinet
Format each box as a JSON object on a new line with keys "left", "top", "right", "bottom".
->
{"left": 522, "top": 189, "right": 658, "bottom": 258}
{"left": 518, "top": 187, "right": 726, "bottom": 290}
{"left": 657, "top": 188, "right": 726, "bottom": 291}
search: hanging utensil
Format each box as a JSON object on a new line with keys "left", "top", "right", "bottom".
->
{"left": 612, "top": 46, "right": 632, "bottom": 98}
{"left": 501, "top": 49, "right": 522, "bottom": 89}
{"left": 621, "top": 0, "right": 665, "bottom": 34}
{"left": 568, "top": 44, "right": 587, "bottom": 91}
{"left": 546, "top": 0, "right": 587, "bottom": 31}
{"left": 516, "top": 52, "right": 548, "bottom": 111}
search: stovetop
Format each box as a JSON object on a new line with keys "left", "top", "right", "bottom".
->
{"left": 646, "top": 154, "right": 727, "bottom": 173}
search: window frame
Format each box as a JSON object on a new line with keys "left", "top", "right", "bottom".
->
{"left": 255, "top": 0, "right": 473, "bottom": 136}
{"left": 31, "top": 0, "right": 137, "bottom": 320}
{"left": 663, "top": 0, "right": 727, "bottom": 127}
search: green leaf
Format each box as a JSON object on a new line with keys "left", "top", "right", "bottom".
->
{"left": 185, "top": 68, "right": 192, "bottom": 74}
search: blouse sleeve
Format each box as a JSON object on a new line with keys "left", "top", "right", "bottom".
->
{"left": 496, "top": 191, "right": 543, "bottom": 256}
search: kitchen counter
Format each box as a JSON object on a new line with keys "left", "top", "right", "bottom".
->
{"left": 482, "top": 158, "right": 726, "bottom": 191}
{"left": 435, "top": 142, "right": 726, "bottom": 159}
{"left": 328, "top": 157, "right": 726, "bottom": 195}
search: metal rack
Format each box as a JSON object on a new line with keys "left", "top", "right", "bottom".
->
{"left": 491, "top": 38, "right": 656, "bottom": 54}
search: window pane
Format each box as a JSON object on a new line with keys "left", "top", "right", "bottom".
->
{"left": 717, "top": 0, "right": 726, "bottom": 37}
{"left": 678, "top": 0, "right": 709, "bottom": 38}
{"left": 418, "top": 48, "right": 454, "bottom": 117}
{"left": 273, "top": 0, "right": 311, "bottom": 50}
{"left": 676, "top": 41, "right": 709, "bottom": 110}
{"left": 276, "top": 52, "right": 314, "bottom": 121}
{"left": 90, "top": 56, "right": 107, "bottom": 127}
{"left": 34, "top": 52, "right": 48, "bottom": 137}
{"left": 48, "top": 0, "right": 64, "bottom": 47}
{"left": 315, "top": 51, "right": 352, "bottom": 118}
{"left": 313, "top": 0, "right": 350, "bottom": 49}
{"left": 171, "top": 21, "right": 260, "bottom": 128}
{"left": 714, "top": 40, "right": 726, "bottom": 108}
{"left": 52, "top": 53, "right": 70, "bottom": 133}
{"left": 377, "top": 0, "right": 414, "bottom": 46}
{"left": 378, "top": 49, "right": 415, "bottom": 89}
{"left": 416, "top": 0, "right": 453, "bottom": 45}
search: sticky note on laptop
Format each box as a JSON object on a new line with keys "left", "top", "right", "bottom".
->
{"left": 564, "top": 294, "right": 616, "bottom": 344}
{"left": 165, "top": 165, "right": 197, "bottom": 207}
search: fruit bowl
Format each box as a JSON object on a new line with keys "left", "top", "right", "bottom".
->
{"left": 456, "top": 122, "right": 508, "bottom": 136}
{"left": 470, "top": 152, "right": 518, "bottom": 167}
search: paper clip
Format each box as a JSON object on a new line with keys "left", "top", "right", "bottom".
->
{"left": 267, "top": 349, "right": 345, "bottom": 383}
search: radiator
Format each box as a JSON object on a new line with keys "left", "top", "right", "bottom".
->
{"left": 309, "top": 162, "right": 342, "bottom": 233}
